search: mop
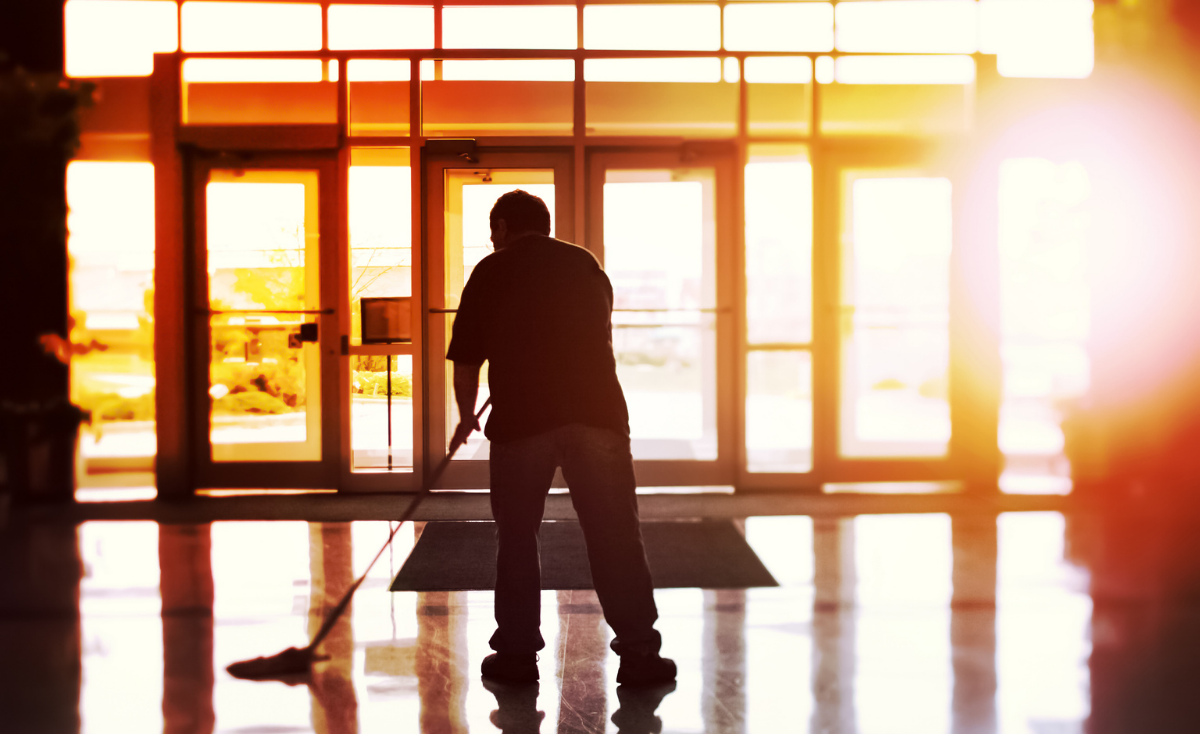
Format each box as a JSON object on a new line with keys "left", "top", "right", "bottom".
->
{"left": 226, "top": 398, "right": 491, "bottom": 681}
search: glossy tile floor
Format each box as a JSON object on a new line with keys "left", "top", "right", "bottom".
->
{"left": 0, "top": 513, "right": 1107, "bottom": 732}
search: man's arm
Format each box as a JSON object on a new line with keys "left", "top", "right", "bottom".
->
{"left": 451, "top": 360, "right": 483, "bottom": 447}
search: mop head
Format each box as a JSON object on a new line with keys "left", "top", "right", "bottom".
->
{"left": 226, "top": 646, "right": 315, "bottom": 681}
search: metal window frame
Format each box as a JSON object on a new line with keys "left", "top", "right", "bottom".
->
{"left": 147, "top": 0, "right": 1018, "bottom": 496}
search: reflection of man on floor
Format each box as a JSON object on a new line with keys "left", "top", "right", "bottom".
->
{"left": 448, "top": 189, "right": 676, "bottom": 687}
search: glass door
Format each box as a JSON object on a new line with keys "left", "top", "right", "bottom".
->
{"left": 817, "top": 145, "right": 960, "bottom": 483}
{"left": 424, "top": 149, "right": 574, "bottom": 489}
{"left": 589, "top": 150, "right": 737, "bottom": 487}
{"left": 192, "top": 155, "right": 339, "bottom": 489}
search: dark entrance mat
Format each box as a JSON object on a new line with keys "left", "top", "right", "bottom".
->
{"left": 389, "top": 520, "right": 779, "bottom": 591}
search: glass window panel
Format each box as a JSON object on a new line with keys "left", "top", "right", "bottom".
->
{"left": 746, "top": 351, "right": 812, "bottom": 473}
{"left": 327, "top": 5, "right": 434, "bottom": 50}
{"left": 443, "top": 5, "right": 577, "bottom": 50}
{"left": 584, "top": 57, "right": 722, "bottom": 83}
{"left": 349, "top": 156, "right": 412, "bottom": 346}
{"left": 350, "top": 355, "right": 414, "bottom": 470}
{"left": 836, "top": 55, "right": 975, "bottom": 85}
{"left": 746, "top": 59, "right": 812, "bottom": 136}
{"left": 183, "top": 58, "right": 324, "bottom": 82}
{"left": 998, "top": 158, "right": 1091, "bottom": 491}
{"left": 423, "top": 77, "right": 574, "bottom": 136}
{"left": 65, "top": 0, "right": 178, "bottom": 78}
{"left": 815, "top": 54, "right": 835, "bottom": 84}
{"left": 182, "top": 59, "right": 335, "bottom": 125}
{"left": 67, "top": 162, "right": 157, "bottom": 476}
{"left": 584, "top": 4, "right": 721, "bottom": 51}
{"left": 182, "top": 2, "right": 322, "bottom": 52}
{"left": 723, "top": 57, "right": 741, "bottom": 84}
{"left": 442, "top": 60, "right": 575, "bottom": 82}
{"left": 348, "top": 61, "right": 411, "bottom": 136}
{"left": 724, "top": 2, "right": 833, "bottom": 52}
{"left": 444, "top": 172, "right": 556, "bottom": 460}
{"left": 840, "top": 176, "right": 952, "bottom": 458}
{"left": 835, "top": 0, "right": 977, "bottom": 53}
{"left": 981, "top": 0, "right": 1094, "bottom": 79}
{"left": 745, "top": 56, "right": 812, "bottom": 84}
{"left": 605, "top": 169, "right": 717, "bottom": 461}
{"left": 586, "top": 59, "right": 734, "bottom": 137}
{"left": 746, "top": 148, "right": 812, "bottom": 344}
{"left": 206, "top": 170, "right": 322, "bottom": 462}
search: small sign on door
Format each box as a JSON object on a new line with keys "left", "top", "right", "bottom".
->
{"left": 361, "top": 297, "right": 412, "bottom": 344}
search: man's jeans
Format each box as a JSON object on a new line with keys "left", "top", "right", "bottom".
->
{"left": 488, "top": 423, "right": 661, "bottom": 657}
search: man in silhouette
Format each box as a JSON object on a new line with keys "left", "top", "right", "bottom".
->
{"left": 448, "top": 189, "right": 675, "bottom": 687}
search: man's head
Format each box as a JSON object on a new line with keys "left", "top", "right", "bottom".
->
{"left": 489, "top": 189, "right": 551, "bottom": 250}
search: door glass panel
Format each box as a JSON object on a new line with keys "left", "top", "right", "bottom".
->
{"left": 350, "top": 354, "right": 413, "bottom": 471}
{"left": 747, "top": 350, "right": 813, "bottom": 473}
{"left": 443, "top": 170, "right": 555, "bottom": 460}
{"left": 349, "top": 149, "right": 412, "bottom": 345}
{"left": 840, "top": 174, "right": 951, "bottom": 458}
{"left": 206, "top": 169, "right": 322, "bottom": 461}
{"left": 66, "top": 162, "right": 158, "bottom": 478}
{"left": 604, "top": 169, "right": 717, "bottom": 461}
{"left": 745, "top": 145, "right": 813, "bottom": 473}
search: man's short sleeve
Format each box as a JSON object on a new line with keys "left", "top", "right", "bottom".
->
{"left": 446, "top": 263, "right": 489, "bottom": 365}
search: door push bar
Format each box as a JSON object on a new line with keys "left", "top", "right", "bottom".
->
{"left": 203, "top": 308, "right": 335, "bottom": 315}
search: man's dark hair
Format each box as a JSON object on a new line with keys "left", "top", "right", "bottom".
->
{"left": 490, "top": 189, "right": 551, "bottom": 236}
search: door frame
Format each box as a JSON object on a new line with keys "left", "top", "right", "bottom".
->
{"left": 588, "top": 146, "right": 739, "bottom": 487}
{"left": 422, "top": 147, "right": 576, "bottom": 490}
{"left": 809, "top": 139, "right": 997, "bottom": 485}
{"left": 188, "top": 150, "right": 341, "bottom": 490}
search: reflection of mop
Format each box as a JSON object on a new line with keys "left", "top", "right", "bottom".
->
{"left": 226, "top": 398, "right": 491, "bottom": 681}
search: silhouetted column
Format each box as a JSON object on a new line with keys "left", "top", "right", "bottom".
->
{"left": 701, "top": 588, "right": 746, "bottom": 734}
{"left": 0, "top": 521, "right": 82, "bottom": 733}
{"left": 308, "top": 522, "right": 358, "bottom": 734}
{"left": 950, "top": 514, "right": 998, "bottom": 734}
{"left": 160, "top": 523, "right": 214, "bottom": 734}
{"left": 811, "top": 517, "right": 856, "bottom": 734}
{"left": 556, "top": 589, "right": 608, "bottom": 733}
{"left": 416, "top": 590, "right": 468, "bottom": 734}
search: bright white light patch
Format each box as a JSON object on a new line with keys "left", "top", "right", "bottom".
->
{"left": 745, "top": 57, "right": 813, "bottom": 84}
{"left": 183, "top": 59, "right": 324, "bottom": 83}
{"left": 585, "top": 58, "right": 723, "bottom": 83}
{"left": 981, "top": 0, "right": 1095, "bottom": 79}
{"left": 584, "top": 4, "right": 721, "bottom": 51}
{"left": 441, "top": 60, "right": 575, "bottom": 82}
{"left": 836, "top": 0, "right": 978, "bottom": 53}
{"left": 347, "top": 60, "right": 412, "bottom": 82}
{"left": 65, "top": 1, "right": 178, "bottom": 78}
{"left": 724, "top": 3, "right": 834, "bottom": 52}
{"left": 443, "top": 5, "right": 577, "bottom": 50}
{"left": 327, "top": 5, "right": 435, "bottom": 50}
{"left": 181, "top": 2, "right": 322, "bottom": 52}
{"left": 836, "top": 56, "right": 976, "bottom": 85}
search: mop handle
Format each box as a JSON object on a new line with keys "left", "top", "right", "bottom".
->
{"left": 308, "top": 397, "right": 491, "bottom": 651}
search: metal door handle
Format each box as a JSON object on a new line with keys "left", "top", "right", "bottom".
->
{"left": 204, "top": 308, "right": 334, "bottom": 315}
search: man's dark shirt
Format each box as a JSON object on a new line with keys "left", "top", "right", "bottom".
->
{"left": 446, "top": 234, "right": 630, "bottom": 442}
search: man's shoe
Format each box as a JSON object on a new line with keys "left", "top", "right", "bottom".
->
{"left": 616, "top": 653, "right": 676, "bottom": 687}
{"left": 481, "top": 652, "right": 539, "bottom": 684}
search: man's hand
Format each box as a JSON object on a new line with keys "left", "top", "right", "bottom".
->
{"left": 450, "top": 416, "right": 480, "bottom": 451}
